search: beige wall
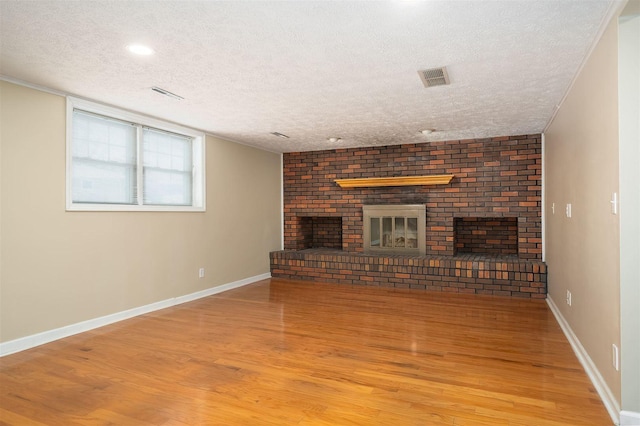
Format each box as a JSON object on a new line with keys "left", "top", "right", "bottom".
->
{"left": 544, "top": 16, "right": 621, "bottom": 403}
{"left": 0, "top": 81, "right": 282, "bottom": 343}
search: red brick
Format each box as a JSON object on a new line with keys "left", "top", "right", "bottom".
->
{"left": 282, "top": 134, "right": 542, "bottom": 261}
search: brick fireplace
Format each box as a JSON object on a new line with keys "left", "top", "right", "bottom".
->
{"left": 271, "top": 134, "right": 546, "bottom": 298}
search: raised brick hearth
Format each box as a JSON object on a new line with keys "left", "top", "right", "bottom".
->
{"left": 272, "top": 134, "right": 546, "bottom": 297}
{"left": 270, "top": 250, "right": 546, "bottom": 298}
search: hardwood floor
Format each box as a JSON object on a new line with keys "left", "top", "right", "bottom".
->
{"left": 0, "top": 278, "right": 611, "bottom": 425}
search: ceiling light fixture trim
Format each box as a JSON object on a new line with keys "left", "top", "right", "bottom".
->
{"left": 328, "top": 137, "right": 342, "bottom": 143}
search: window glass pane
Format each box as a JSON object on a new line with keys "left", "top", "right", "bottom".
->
{"left": 407, "top": 217, "right": 418, "bottom": 248}
{"left": 394, "top": 217, "right": 405, "bottom": 247}
{"left": 382, "top": 217, "right": 393, "bottom": 248}
{"left": 71, "top": 110, "right": 136, "bottom": 204}
{"left": 143, "top": 128, "right": 193, "bottom": 206}
{"left": 370, "top": 217, "right": 380, "bottom": 247}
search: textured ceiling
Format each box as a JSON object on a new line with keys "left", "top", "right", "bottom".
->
{"left": 0, "top": 1, "right": 617, "bottom": 153}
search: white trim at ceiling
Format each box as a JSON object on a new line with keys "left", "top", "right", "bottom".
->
{"left": 543, "top": 0, "right": 629, "bottom": 132}
{"left": 1, "top": 74, "right": 211, "bottom": 135}
{"left": 0, "top": 74, "right": 281, "bottom": 154}
{"left": 1, "top": 74, "right": 68, "bottom": 97}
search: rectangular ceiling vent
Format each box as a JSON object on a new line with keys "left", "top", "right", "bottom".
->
{"left": 418, "top": 67, "right": 450, "bottom": 88}
{"left": 151, "top": 86, "right": 184, "bottom": 100}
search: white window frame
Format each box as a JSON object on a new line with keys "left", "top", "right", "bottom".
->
{"left": 66, "top": 97, "right": 206, "bottom": 212}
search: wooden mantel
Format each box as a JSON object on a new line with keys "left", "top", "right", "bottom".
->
{"left": 334, "top": 174, "right": 454, "bottom": 188}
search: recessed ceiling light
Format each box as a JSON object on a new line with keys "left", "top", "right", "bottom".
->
{"left": 420, "top": 129, "right": 435, "bottom": 135}
{"left": 127, "top": 44, "right": 155, "bottom": 55}
{"left": 328, "top": 137, "right": 342, "bottom": 143}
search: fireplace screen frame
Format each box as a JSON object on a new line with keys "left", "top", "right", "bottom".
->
{"left": 363, "top": 204, "right": 426, "bottom": 255}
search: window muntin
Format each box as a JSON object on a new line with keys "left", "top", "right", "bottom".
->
{"left": 66, "top": 98, "right": 205, "bottom": 212}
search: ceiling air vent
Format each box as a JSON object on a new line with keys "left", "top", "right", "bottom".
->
{"left": 418, "top": 67, "right": 450, "bottom": 88}
{"left": 151, "top": 86, "right": 184, "bottom": 100}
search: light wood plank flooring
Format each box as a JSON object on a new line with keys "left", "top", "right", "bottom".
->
{"left": 0, "top": 278, "right": 611, "bottom": 425}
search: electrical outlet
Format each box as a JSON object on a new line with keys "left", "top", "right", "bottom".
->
{"left": 551, "top": 202, "right": 555, "bottom": 215}
{"left": 198, "top": 267, "right": 205, "bottom": 278}
{"left": 611, "top": 193, "right": 618, "bottom": 215}
{"left": 565, "top": 203, "right": 572, "bottom": 218}
{"left": 566, "top": 290, "right": 572, "bottom": 306}
{"left": 612, "top": 344, "right": 619, "bottom": 371}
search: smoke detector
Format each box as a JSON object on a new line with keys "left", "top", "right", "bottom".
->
{"left": 418, "top": 67, "right": 450, "bottom": 88}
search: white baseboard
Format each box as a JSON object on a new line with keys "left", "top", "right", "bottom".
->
{"left": 547, "top": 296, "right": 621, "bottom": 425}
{"left": 0, "top": 273, "right": 271, "bottom": 357}
{"left": 621, "top": 411, "right": 640, "bottom": 426}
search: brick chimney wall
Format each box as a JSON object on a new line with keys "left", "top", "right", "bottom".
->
{"left": 283, "top": 134, "right": 542, "bottom": 260}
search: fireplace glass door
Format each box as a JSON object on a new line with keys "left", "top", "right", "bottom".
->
{"left": 370, "top": 217, "right": 419, "bottom": 249}
{"left": 363, "top": 205, "right": 426, "bottom": 255}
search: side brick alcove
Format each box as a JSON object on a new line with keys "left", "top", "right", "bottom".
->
{"left": 271, "top": 134, "right": 546, "bottom": 298}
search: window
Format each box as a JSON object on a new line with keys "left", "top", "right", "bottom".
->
{"left": 67, "top": 98, "right": 205, "bottom": 211}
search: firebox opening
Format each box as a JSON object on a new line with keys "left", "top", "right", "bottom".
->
{"left": 363, "top": 205, "right": 426, "bottom": 255}
{"left": 299, "top": 216, "right": 343, "bottom": 250}
{"left": 454, "top": 217, "right": 518, "bottom": 256}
